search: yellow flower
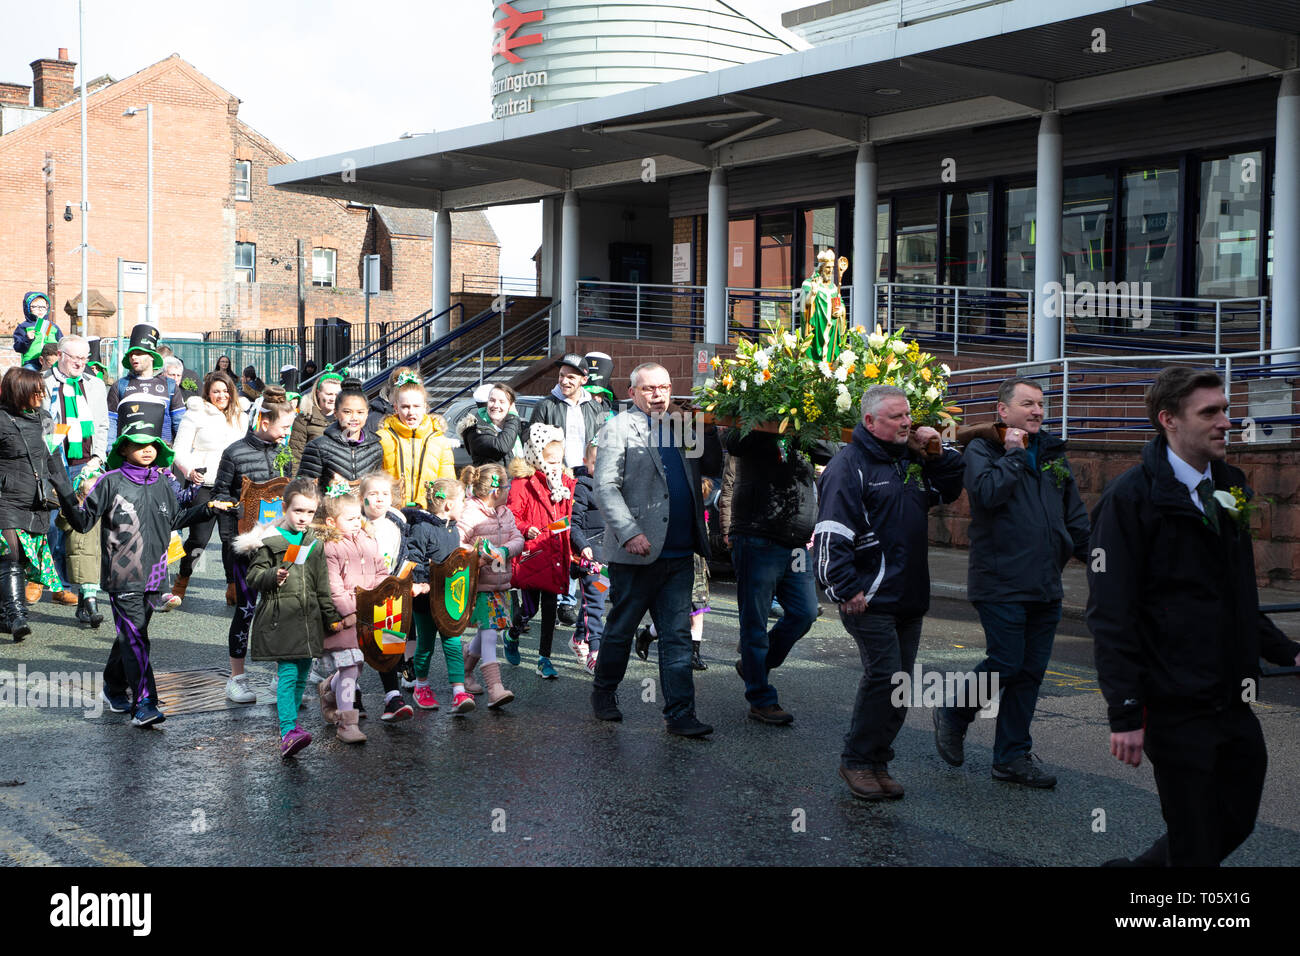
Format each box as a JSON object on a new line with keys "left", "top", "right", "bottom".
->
{"left": 801, "top": 391, "right": 821, "bottom": 422}
{"left": 920, "top": 367, "right": 932, "bottom": 383}
{"left": 864, "top": 363, "right": 879, "bottom": 379}
{"left": 710, "top": 356, "right": 721, "bottom": 368}
{"left": 721, "top": 374, "right": 734, "bottom": 388}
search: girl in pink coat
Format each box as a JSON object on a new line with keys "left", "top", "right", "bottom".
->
{"left": 457, "top": 463, "right": 524, "bottom": 707}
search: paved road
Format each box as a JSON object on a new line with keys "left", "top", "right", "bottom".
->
{"left": 1, "top": 563, "right": 1297, "bottom": 866}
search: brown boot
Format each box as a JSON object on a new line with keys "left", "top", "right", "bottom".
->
{"left": 25, "top": 583, "right": 43, "bottom": 604}
{"left": 462, "top": 652, "right": 484, "bottom": 695}
{"left": 171, "top": 575, "right": 191, "bottom": 604}
{"left": 336, "top": 709, "right": 367, "bottom": 743}
{"left": 838, "top": 765, "right": 886, "bottom": 801}
{"left": 225, "top": 582, "right": 236, "bottom": 606}
{"left": 52, "top": 590, "right": 79, "bottom": 606}
{"left": 481, "top": 661, "right": 514, "bottom": 709}
{"left": 873, "top": 764, "right": 904, "bottom": 799}
{"left": 318, "top": 677, "right": 338, "bottom": 725}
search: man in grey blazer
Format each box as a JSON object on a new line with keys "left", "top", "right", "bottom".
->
{"left": 592, "top": 362, "right": 713, "bottom": 736}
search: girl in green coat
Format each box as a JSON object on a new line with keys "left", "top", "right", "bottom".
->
{"left": 236, "top": 477, "right": 342, "bottom": 758}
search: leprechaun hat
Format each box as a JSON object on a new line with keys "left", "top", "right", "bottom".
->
{"left": 107, "top": 399, "right": 174, "bottom": 469}
{"left": 122, "top": 323, "right": 164, "bottom": 373}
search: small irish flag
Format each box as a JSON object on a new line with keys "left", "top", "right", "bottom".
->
{"left": 548, "top": 517, "right": 570, "bottom": 532}
{"left": 283, "top": 541, "right": 314, "bottom": 565}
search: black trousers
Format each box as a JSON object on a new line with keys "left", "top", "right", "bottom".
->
{"left": 1142, "top": 703, "right": 1268, "bottom": 866}
{"left": 105, "top": 591, "right": 158, "bottom": 708}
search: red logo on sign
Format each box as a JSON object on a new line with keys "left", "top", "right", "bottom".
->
{"left": 492, "top": 2, "right": 544, "bottom": 65}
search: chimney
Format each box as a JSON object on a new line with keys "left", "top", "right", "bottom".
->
{"left": 0, "top": 82, "right": 31, "bottom": 106}
{"left": 31, "top": 48, "right": 76, "bottom": 109}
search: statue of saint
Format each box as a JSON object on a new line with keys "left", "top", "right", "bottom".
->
{"left": 800, "top": 249, "right": 848, "bottom": 362}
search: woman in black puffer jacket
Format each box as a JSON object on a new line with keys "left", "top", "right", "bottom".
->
{"left": 457, "top": 383, "right": 523, "bottom": 468}
{"left": 0, "top": 367, "right": 73, "bottom": 640}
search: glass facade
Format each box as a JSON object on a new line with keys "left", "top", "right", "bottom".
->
{"left": 1003, "top": 184, "right": 1036, "bottom": 290}
{"left": 1196, "top": 151, "right": 1263, "bottom": 298}
{"left": 894, "top": 194, "right": 938, "bottom": 286}
{"left": 1122, "top": 165, "right": 1180, "bottom": 299}
{"left": 943, "top": 189, "right": 989, "bottom": 287}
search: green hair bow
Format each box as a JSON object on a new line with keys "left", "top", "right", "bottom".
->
{"left": 318, "top": 364, "right": 347, "bottom": 385}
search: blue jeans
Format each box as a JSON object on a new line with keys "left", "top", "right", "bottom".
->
{"left": 840, "top": 610, "right": 922, "bottom": 769}
{"left": 593, "top": 556, "right": 697, "bottom": 721}
{"left": 731, "top": 534, "right": 817, "bottom": 708}
{"left": 948, "top": 599, "right": 1061, "bottom": 766}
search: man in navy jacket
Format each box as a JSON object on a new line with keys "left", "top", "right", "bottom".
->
{"left": 814, "top": 384, "right": 964, "bottom": 800}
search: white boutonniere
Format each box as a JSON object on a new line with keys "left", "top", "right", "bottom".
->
{"left": 1212, "top": 489, "right": 1239, "bottom": 515}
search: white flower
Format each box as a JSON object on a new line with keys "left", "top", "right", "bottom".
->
{"left": 782, "top": 332, "right": 798, "bottom": 348}
{"left": 868, "top": 331, "right": 886, "bottom": 349}
{"left": 704, "top": 378, "right": 715, "bottom": 389}
{"left": 892, "top": 340, "right": 908, "bottom": 355}
{"left": 940, "top": 363, "right": 951, "bottom": 376}
{"left": 754, "top": 349, "right": 770, "bottom": 369}
{"left": 924, "top": 385, "right": 940, "bottom": 402}
{"left": 1212, "top": 489, "right": 1239, "bottom": 514}
{"left": 753, "top": 371, "right": 766, "bottom": 387}
{"left": 836, "top": 383, "right": 849, "bottom": 396}
{"left": 835, "top": 364, "right": 850, "bottom": 383}
{"left": 835, "top": 391, "right": 852, "bottom": 411}
{"left": 839, "top": 349, "right": 857, "bottom": 367}
{"left": 739, "top": 380, "right": 747, "bottom": 392}
{"left": 818, "top": 361, "right": 833, "bottom": 378}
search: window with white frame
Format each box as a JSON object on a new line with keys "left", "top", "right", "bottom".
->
{"left": 234, "top": 242, "right": 255, "bottom": 283}
{"left": 234, "top": 160, "right": 251, "bottom": 200}
{"left": 312, "top": 248, "right": 336, "bottom": 288}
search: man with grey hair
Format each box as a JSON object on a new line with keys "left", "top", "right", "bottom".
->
{"left": 43, "top": 334, "right": 110, "bottom": 625}
{"left": 933, "top": 376, "right": 1090, "bottom": 788}
{"left": 591, "top": 361, "right": 713, "bottom": 736}
{"left": 814, "top": 383, "right": 965, "bottom": 799}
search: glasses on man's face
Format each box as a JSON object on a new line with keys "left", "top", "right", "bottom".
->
{"left": 639, "top": 385, "right": 672, "bottom": 394}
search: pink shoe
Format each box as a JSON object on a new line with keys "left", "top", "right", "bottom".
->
{"left": 280, "top": 725, "right": 312, "bottom": 758}
{"left": 413, "top": 684, "right": 439, "bottom": 710}
{"left": 451, "top": 691, "right": 476, "bottom": 715}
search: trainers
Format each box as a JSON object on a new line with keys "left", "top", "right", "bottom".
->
{"left": 690, "top": 646, "right": 707, "bottom": 671}
{"left": 537, "top": 656, "right": 558, "bottom": 679}
{"left": 569, "top": 636, "right": 589, "bottom": 662}
{"left": 280, "top": 725, "right": 312, "bottom": 758}
{"left": 225, "top": 674, "right": 256, "bottom": 704}
{"left": 665, "top": 714, "right": 713, "bottom": 738}
{"left": 871, "top": 763, "right": 904, "bottom": 799}
{"left": 838, "top": 765, "right": 886, "bottom": 801}
{"left": 933, "top": 707, "right": 966, "bottom": 767}
{"left": 591, "top": 688, "right": 622, "bottom": 721}
{"left": 131, "top": 699, "right": 166, "bottom": 727}
{"left": 748, "top": 704, "right": 794, "bottom": 725}
{"left": 153, "top": 592, "right": 182, "bottom": 613}
{"left": 101, "top": 688, "right": 131, "bottom": 714}
{"left": 585, "top": 652, "right": 597, "bottom": 675}
{"left": 381, "top": 694, "right": 414, "bottom": 722}
{"left": 412, "top": 684, "right": 439, "bottom": 710}
{"left": 634, "top": 625, "right": 653, "bottom": 661}
{"left": 557, "top": 603, "right": 578, "bottom": 627}
{"left": 503, "top": 634, "right": 521, "bottom": 666}
{"left": 992, "top": 753, "right": 1057, "bottom": 789}
{"left": 451, "top": 691, "right": 476, "bottom": 715}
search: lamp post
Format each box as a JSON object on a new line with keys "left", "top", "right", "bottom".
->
{"left": 123, "top": 105, "right": 153, "bottom": 328}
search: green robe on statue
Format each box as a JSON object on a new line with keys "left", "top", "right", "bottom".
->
{"left": 801, "top": 273, "right": 843, "bottom": 362}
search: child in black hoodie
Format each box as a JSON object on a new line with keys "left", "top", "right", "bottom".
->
{"left": 570, "top": 440, "right": 607, "bottom": 674}
{"left": 405, "top": 478, "right": 473, "bottom": 713}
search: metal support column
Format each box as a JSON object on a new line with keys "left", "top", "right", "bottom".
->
{"left": 851, "top": 142, "right": 876, "bottom": 329}
{"left": 1033, "top": 112, "right": 1063, "bottom": 362}
{"left": 705, "top": 167, "right": 728, "bottom": 345}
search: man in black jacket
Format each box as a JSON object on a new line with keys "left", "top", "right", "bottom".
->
{"left": 933, "top": 377, "right": 1090, "bottom": 788}
{"left": 726, "top": 428, "right": 835, "bottom": 725}
{"left": 528, "top": 354, "right": 605, "bottom": 470}
{"left": 1087, "top": 367, "right": 1300, "bottom": 866}
{"left": 814, "top": 385, "right": 965, "bottom": 800}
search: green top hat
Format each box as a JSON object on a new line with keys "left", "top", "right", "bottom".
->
{"left": 122, "top": 323, "right": 164, "bottom": 373}
{"left": 107, "top": 399, "right": 174, "bottom": 469}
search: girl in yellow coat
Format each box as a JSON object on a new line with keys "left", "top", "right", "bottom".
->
{"left": 377, "top": 370, "right": 454, "bottom": 509}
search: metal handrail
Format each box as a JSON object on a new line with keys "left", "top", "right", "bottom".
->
{"left": 297, "top": 303, "right": 460, "bottom": 393}
{"left": 429, "top": 302, "right": 561, "bottom": 411}
{"left": 361, "top": 300, "right": 514, "bottom": 393}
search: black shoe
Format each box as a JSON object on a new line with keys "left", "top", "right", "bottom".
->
{"left": 591, "top": 689, "right": 622, "bottom": 721}
{"left": 665, "top": 714, "right": 713, "bottom": 737}
{"left": 932, "top": 707, "right": 966, "bottom": 767}
{"left": 690, "top": 644, "right": 707, "bottom": 671}
{"left": 992, "top": 752, "right": 1057, "bottom": 789}
{"left": 634, "top": 625, "right": 653, "bottom": 661}
{"left": 382, "top": 694, "right": 413, "bottom": 722}
{"left": 76, "top": 593, "right": 105, "bottom": 629}
{"left": 557, "top": 604, "right": 578, "bottom": 627}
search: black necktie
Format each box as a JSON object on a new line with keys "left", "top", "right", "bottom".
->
{"left": 1196, "top": 477, "right": 1220, "bottom": 533}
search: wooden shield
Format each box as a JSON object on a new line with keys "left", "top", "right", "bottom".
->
{"left": 237, "top": 475, "right": 291, "bottom": 535}
{"left": 355, "top": 574, "right": 412, "bottom": 672}
{"left": 429, "top": 548, "right": 480, "bottom": 636}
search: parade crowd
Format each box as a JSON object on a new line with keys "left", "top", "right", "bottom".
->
{"left": 5, "top": 287, "right": 1300, "bottom": 867}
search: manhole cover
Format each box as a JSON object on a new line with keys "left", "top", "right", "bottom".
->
{"left": 153, "top": 668, "right": 270, "bottom": 716}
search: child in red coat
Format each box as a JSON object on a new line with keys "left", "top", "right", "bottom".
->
{"left": 506, "top": 424, "right": 575, "bottom": 679}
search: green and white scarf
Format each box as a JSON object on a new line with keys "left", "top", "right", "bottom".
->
{"left": 60, "top": 375, "right": 95, "bottom": 460}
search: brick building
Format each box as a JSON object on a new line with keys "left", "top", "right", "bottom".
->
{"left": 0, "top": 51, "right": 498, "bottom": 353}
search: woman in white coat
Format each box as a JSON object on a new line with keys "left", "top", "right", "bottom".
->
{"left": 169, "top": 370, "right": 249, "bottom": 606}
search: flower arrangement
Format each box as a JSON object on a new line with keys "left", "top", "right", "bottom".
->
{"left": 693, "top": 320, "right": 960, "bottom": 451}
{"left": 1215, "top": 485, "right": 1265, "bottom": 537}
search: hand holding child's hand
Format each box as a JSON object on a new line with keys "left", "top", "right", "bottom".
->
{"left": 527, "top": 526, "right": 541, "bottom": 540}
{"left": 412, "top": 583, "right": 430, "bottom": 596}
{"left": 275, "top": 565, "right": 290, "bottom": 586}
